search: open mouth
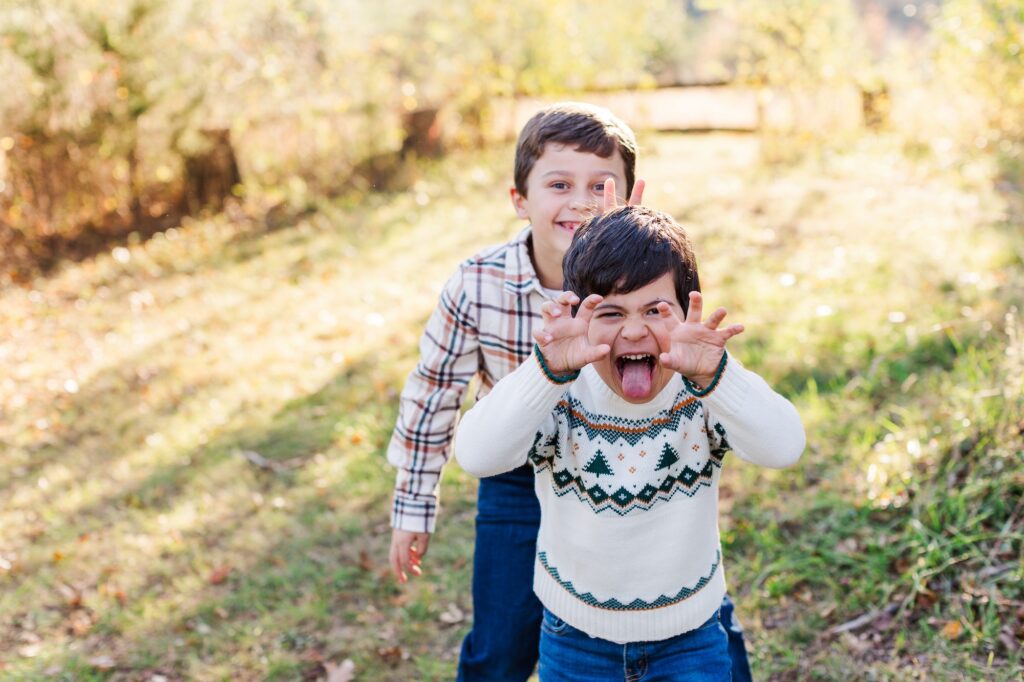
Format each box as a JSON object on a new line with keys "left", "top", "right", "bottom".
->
{"left": 615, "top": 353, "right": 655, "bottom": 399}
{"left": 556, "top": 221, "right": 581, "bottom": 232}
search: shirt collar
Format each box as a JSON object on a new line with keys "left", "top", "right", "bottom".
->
{"left": 504, "top": 226, "right": 546, "bottom": 298}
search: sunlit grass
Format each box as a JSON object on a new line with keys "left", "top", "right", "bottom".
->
{"left": 1, "top": 134, "right": 1021, "bottom": 679}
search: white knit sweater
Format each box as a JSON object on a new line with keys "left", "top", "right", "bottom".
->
{"left": 455, "top": 350, "right": 805, "bottom": 644}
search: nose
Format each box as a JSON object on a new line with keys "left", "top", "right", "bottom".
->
{"left": 620, "top": 316, "right": 649, "bottom": 341}
{"left": 568, "top": 188, "right": 597, "bottom": 214}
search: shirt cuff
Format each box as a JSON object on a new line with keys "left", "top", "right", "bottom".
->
{"left": 391, "top": 490, "right": 439, "bottom": 533}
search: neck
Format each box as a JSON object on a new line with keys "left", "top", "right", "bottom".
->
{"left": 531, "top": 243, "right": 564, "bottom": 291}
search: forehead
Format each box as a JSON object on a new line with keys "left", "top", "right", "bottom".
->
{"left": 530, "top": 143, "right": 625, "bottom": 178}
{"left": 599, "top": 273, "right": 680, "bottom": 309}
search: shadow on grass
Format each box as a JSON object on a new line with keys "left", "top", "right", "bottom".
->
{"left": 3, "top": 330, "right": 477, "bottom": 680}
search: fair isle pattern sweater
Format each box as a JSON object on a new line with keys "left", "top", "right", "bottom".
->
{"left": 455, "top": 352, "right": 805, "bottom": 644}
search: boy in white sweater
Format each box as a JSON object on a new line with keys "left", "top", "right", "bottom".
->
{"left": 455, "top": 203, "right": 805, "bottom": 681}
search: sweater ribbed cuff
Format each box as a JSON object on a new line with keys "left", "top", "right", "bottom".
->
{"left": 534, "top": 344, "right": 580, "bottom": 384}
{"left": 683, "top": 351, "right": 728, "bottom": 397}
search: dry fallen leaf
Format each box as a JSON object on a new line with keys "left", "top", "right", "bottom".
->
{"left": 915, "top": 589, "right": 938, "bottom": 608}
{"left": 891, "top": 556, "right": 912, "bottom": 574}
{"left": 208, "top": 565, "right": 232, "bottom": 585}
{"left": 67, "top": 609, "right": 94, "bottom": 636}
{"left": 941, "top": 620, "right": 963, "bottom": 640}
{"left": 56, "top": 582, "right": 83, "bottom": 608}
{"left": 377, "top": 645, "right": 405, "bottom": 666}
{"left": 323, "top": 658, "right": 356, "bottom": 682}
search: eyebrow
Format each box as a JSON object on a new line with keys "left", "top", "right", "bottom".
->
{"left": 540, "top": 170, "right": 623, "bottom": 179}
{"left": 595, "top": 298, "right": 676, "bottom": 311}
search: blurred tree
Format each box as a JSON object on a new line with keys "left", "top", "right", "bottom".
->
{"left": 935, "top": 0, "right": 1024, "bottom": 178}
{"left": 698, "top": 0, "right": 870, "bottom": 88}
{"left": 0, "top": 0, "right": 199, "bottom": 271}
{"left": 371, "top": 0, "right": 689, "bottom": 147}
{"left": 1, "top": 0, "right": 697, "bottom": 277}
{"left": 694, "top": 0, "right": 872, "bottom": 158}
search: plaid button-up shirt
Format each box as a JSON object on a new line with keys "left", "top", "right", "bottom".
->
{"left": 387, "top": 227, "right": 549, "bottom": 532}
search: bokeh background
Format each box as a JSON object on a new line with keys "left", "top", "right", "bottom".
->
{"left": 1, "top": 1, "right": 1022, "bottom": 680}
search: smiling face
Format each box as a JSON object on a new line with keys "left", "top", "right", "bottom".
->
{"left": 511, "top": 143, "right": 626, "bottom": 289}
{"left": 587, "top": 273, "right": 682, "bottom": 403}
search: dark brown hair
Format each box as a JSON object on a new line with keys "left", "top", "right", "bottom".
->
{"left": 563, "top": 206, "right": 700, "bottom": 314}
{"left": 513, "top": 102, "right": 637, "bottom": 198}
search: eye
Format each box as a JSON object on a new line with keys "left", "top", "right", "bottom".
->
{"left": 596, "top": 311, "right": 622, "bottom": 319}
{"left": 646, "top": 306, "right": 662, "bottom": 316}
{"left": 592, "top": 182, "right": 605, "bottom": 193}
{"left": 551, "top": 181, "right": 569, "bottom": 190}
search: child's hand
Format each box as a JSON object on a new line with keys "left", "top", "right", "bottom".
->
{"left": 657, "top": 291, "right": 744, "bottom": 388}
{"left": 389, "top": 529, "right": 430, "bottom": 584}
{"left": 533, "top": 291, "right": 610, "bottom": 374}
{"left": 601, "top": 177, "right": 645, "bottom": 213}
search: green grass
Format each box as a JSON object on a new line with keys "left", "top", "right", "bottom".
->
{"left": 1, "top": 133, "right": 1021, "bottom": 680}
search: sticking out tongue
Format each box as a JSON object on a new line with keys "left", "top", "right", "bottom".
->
{"left": 621, "top": 359, "right": 654, "bottom": 399}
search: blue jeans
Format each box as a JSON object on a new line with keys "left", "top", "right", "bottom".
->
{"left": 457, "top": 465, "right": 543, "bottom": 682}
{"left": 457, "top": 465, "right": 752, "bottom": 681}
{"left": 538, "top": 608, "right": 730, "bottom": 682}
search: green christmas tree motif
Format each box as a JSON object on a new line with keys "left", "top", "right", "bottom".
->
{"left": 583, "top": 451, "right": 614, "bottom": 477}
{"left": 655, "top": 444, "right": 680, "bottom": 470}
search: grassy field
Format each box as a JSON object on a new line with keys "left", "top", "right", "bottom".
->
{"left": 1, "top": 131, "right": 1022, "bottom": 681}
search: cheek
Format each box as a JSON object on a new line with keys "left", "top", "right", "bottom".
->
{"left": 588, "top": 321, "right": 614, "bottom": 345}
{"left": 547, "top": 197, "right": 568, "bottom": 216}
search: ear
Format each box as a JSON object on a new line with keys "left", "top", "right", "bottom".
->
{"left": 510, "top": 186, "right": 530, "bottom": 220}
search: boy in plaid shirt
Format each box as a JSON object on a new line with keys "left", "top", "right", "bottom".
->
{"left": 386, "top": 102, "right": 752, "bottom": 681}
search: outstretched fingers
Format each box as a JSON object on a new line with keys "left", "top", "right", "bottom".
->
{"left": 628, "top": 178, "right": 645, "bottom": 206}
{"left": 556, "top": 290, "right": 579, "bottom": 307}
{"left": 572, "top": 293, "right": 604, "bottom": 324}
{"left": 688, "top": 296, "right": 745, "bottom": 342}
{"left": 704, "top": 307, "right": 728, "bottom": 330}
{"left": 602, "top": 177, "right": 645, "bottom": 213}
{"left": 539, "top": 292, "right": 576, "bottom": 321}
{"left": 602, "top": 178, "right": 618, "bottom": 213}
{"left": 535, "top": 291, "right": 586, "bottom": 347}
{"left": 685, "top": 291, "right": 704, "bottom": 323}
{"left": 532, "top": 327, "right": 552, "bottom": 346}
{"left": 656, "top": 301, "right": 683, "bottom": 331}
{"left": 719, "top": 323, "right": 745, "bottom": 341}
